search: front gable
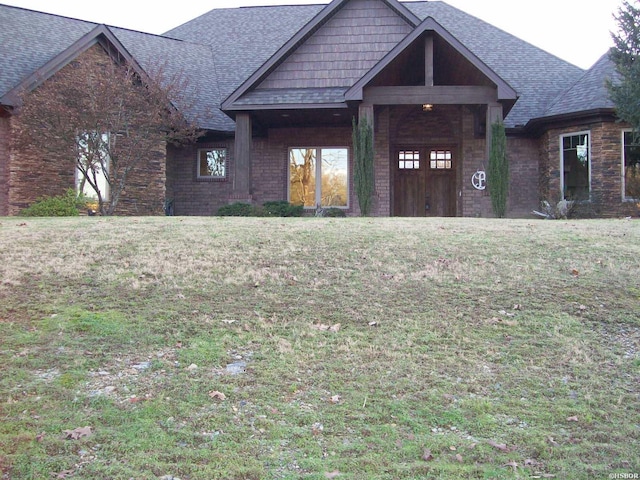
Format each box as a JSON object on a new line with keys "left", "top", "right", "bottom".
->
{"left": 1, "top": 24, "right": 142, "bottom": 108}
{"left": 258, "top": 0, "right": 413, "bottom": 90}
{"left": 345, "top": 16, "right": 517, "bottom": 109}
{"left": 222, "top": 0, "right": 418, "bottom": 111}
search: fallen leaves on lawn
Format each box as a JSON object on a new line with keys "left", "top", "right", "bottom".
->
{"left": 455, "top": 453, "right": 463, "bottom": 463}
{"left": 566, "top": 415, "right": 579, "bottom": 422}
{"left": 422, "top": 448, "right": 434, "bottom": 461}
{"left": 52, "top": 469, "right": 76, "bottom": 478}
{"left": 324, "top": 471, "right": 341, "bottom": 479}
{"left": 504, "top": 460, "right": 518, "bottom": 472}
{"left": 63, "top": 426, "right": 92, "bottom": 440}
{"left": 487, "top": 439, "right": 513, "bottom": 452}
{"left": 311, "top": 422, "right": 324, "bottom": 435}
{"left": 311, "top": 323, "right": 341, "bottom": 332}
{"left": 209, "top": 391, "right": 226, "bottom": 401}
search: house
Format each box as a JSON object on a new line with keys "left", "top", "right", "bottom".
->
{"left": 1, "top": 0, "right": 638, "bottom": 218}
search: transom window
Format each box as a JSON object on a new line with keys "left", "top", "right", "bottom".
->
{"left": 289, "top": 148, "right": 348, "bottom": 208}
{"left": 398, "top": 150, "right": 420, "bottom": 170}
{"left": 198, "top": 148, "right": 227, "bottom": 180}
{"left": 430, "top": 150, "right": 453, "bottom": 170}
{"left": 623, "top": 131, "right": 640, "bottom": 200}
{"left": 561, "top": 132, "right": 590, "bottom": 201}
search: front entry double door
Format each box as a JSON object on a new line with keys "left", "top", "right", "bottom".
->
{"left": 393, "top": 147, "right": 456, "bottom": 217}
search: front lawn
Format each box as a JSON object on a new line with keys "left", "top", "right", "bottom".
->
{"left": 0, "top": 217, "right": 638, "bottom": 479}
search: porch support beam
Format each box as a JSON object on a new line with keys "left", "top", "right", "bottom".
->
{"left": 233, "top": 113, "right": 252, "bottom": 199}
{"left": 485, "top": 102, "right": 504, "bottom": 160}
{"left": 357, "top": 102, "right": 375, "bottom": 146}
{"left": 425, "top": 34, "right": 434, "bottom": 87}
{"left": 362, "top": 86, "right": 498, "bottom": 105}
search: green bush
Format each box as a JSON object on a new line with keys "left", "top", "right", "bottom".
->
{"left": 217, "top": 201, "right": 307, "bottom": 217}
{"left": 217, "top": 202, "right": 256, "bottom": 217}
{"left": 20, "top": 189, "right": 87, "bottom": 217}
{"left": 323, "top": 207, "right": 347, "bottom": 217}
{"left": 262, "top": 201, "right": 304, "bottom": 217}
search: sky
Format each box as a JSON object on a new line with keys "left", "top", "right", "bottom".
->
{"left": 1, "top": 0, "right": 624, "bottom": 70}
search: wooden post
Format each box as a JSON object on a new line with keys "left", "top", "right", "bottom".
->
{"left": 233, "top": 113, "right": 252, "bottom": 200}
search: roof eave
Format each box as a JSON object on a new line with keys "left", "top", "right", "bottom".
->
{"left": 524, "top": 107, "right": 618, "bottom": 136}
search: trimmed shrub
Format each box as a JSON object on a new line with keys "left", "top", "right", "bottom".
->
{"left": 217, "top": 202, "right": 256, "bottom": 217}
{"left": 322, "top": 207, "right": 347, "bottom": 218}
{"left": 20, "top": 189, "right": 87, "bottom": 217}
{"left": 262, "top": 201, "right": 304, "bottom": 217}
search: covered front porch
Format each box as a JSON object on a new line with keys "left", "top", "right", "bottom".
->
{"left": 224, "top": 16, "right": 518, "bottom": 217}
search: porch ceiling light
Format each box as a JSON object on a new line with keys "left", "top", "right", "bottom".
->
{"left": 422, "top": 104, "right": 434, "bottom": 112}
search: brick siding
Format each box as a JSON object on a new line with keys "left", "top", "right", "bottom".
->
{"left": 166, "top": 139, "right": 235, "bottom": 216}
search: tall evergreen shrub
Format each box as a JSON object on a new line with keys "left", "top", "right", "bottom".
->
{"left": 352, "top": 116, "right": 375, "bottom": 216}
{"left": 488, "top": 120, "right": 508, "bottom": 218}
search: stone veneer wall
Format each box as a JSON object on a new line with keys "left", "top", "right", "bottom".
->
{"left": 5, "top": 45, "right": 167, "bottom": 216}
{"left": 0, "top": 113, "right": 10, "bottom": 216}
{"left": 542, "top": 120, "right": 639, "bottom": 217}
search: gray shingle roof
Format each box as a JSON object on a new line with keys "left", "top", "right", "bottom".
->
{"left": 0, "top": 1, "right": 610, "bottom": 133}
{"left": 0, "top": 6, "right": 95, "bottom": 100}
{"left": 0, "top": 4, "right": 232, "bottom": 131}
{"left": 543, "top": 52, "right": 617, "bottom": 118}
{"left": 164, "top": 5, "right": 325, "bottom": 103}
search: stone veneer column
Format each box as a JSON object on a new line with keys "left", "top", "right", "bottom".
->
{"left": 0, "top": 114, "right": 10, "bottom": 216}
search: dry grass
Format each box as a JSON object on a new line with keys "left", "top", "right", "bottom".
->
{"left": 0, "top": 216, "right": 639, "bottom": 479}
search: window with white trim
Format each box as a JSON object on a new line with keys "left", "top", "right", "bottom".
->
{"left": 289, "top": 148, "right": 348, "bottom": 208}
{"left": 561, "top": 132, "right": 590, "bottom": 200}
{"left": 623, "top": 131, "right": 640, "bottom": 200}
{"left": 197, "top": 148, "right": 227, "bottom": 180}
{"left": 76, "top": 132, "right": 110, "bottom": 201}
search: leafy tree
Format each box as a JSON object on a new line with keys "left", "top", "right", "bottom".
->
{"left": 352, "top": 116, "right": 374, "bottom": 216}
{"left": 488, "top": 120, "right": 508, "bottom": 218}
{"left": 608, "top": 0, "right": 640, "bottom": 133}
{"left": 14, "top": 47, "right": 200, "bottom": 215}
